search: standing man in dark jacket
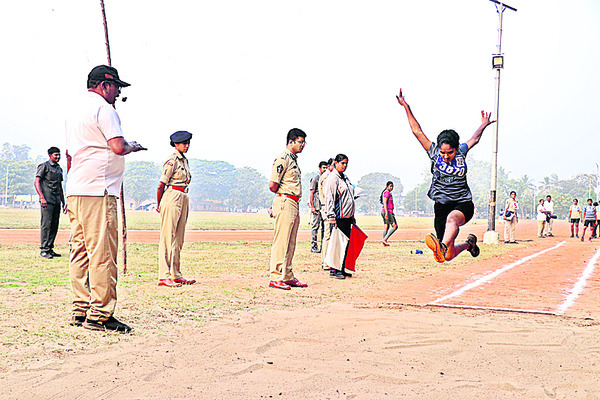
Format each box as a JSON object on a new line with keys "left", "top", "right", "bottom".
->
{"left": 34, "top": 147, "right": 66, "bottom": 259}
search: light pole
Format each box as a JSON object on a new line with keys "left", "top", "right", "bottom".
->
{"left": 484, "top": 0, "right": 517, "bottom": 244}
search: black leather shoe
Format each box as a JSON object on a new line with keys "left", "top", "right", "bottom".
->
{"left": 40, "top": 251, "right": 53, "bottom": 259}
{"left": 83, "top": 316, "right": 132, "bottom": 333}
{"left": 50, "top": 250, "right": 61, "bottom": 257}
{"left": 70, "top": 315, "right": 86, "bottom": 327}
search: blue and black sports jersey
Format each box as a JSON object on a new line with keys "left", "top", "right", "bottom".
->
{"left": 427, "top": 142, "right": 472, "bottom": 203}
{"left": 583, "top": 205, "right": 596, "bottom": 220}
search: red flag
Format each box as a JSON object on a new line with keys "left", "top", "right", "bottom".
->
{"left": 345, "top": 224, "right": 368, "bottom": 272}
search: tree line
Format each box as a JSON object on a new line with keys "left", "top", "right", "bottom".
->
{"left": 1, "top": 142, "right": 597, "bottom": 217}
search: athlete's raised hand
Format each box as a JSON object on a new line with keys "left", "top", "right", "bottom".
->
{"left": 480, "top": 111, "right": 496, "bottom": 127}
{"left": 396, "top": 88, "right": 408, "bottom": 107}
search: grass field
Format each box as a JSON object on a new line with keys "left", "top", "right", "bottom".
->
{"left": 0, "top": 209, "right": 487, "bottom": 230}
{"left": 0, "top": 238, "right": 509, "bottom": 369}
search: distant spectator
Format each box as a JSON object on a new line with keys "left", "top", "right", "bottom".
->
{"left": 592, "top": 201, "right": 599, "bottom": 239}
{"left": 380, "top": 181, "right": 397, "bottom": 246}
{"left": 536, "top": 199, "right": 549, "bottom": 238}
{"left": 34, "top": 146, "right": 66, "bottom": 259}
{"left": 309, "top": 161, "right": 328, "bottom": 253}
{"left": 503, "top": 191, "right": 518, "bottom": 244}
{"left": 568, "top": 199, "right": 581, "bottom": 238}
{"left": 543, "top": 195, "right": 555, "bottom": 237}
{"left": 580, "top": 198, "right": 596, "bottom": 242}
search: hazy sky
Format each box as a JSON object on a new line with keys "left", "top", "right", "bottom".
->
{"left": 1, "top": 0, "right": 599, "bottom": 191}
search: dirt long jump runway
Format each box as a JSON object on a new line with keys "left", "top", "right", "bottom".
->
{"left": 3, "top": 221, "right": 600, "bottom": 399}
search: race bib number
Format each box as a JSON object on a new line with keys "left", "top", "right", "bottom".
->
{"left": 435, "top": 155, "right": 467, "bottom": 180}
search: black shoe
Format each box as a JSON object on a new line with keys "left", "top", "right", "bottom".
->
{"left": 50, "top": 250, "right": 61, "bottom": 257}
{"left": 83, "top": 316, "right": 132, "bottom": 333}
{"left": 466, "top": 234, "right": 480, "bottom": 258}
{"left": 40, "top": 251, "right": 53, "bottom": 259}
{"left": 70, "top": 315, "right": 86, "bottom": 327}
{"left": 335, "top": 272, "right": 346, "bottom": 279}
{"left": 310, "top": 248, "right": 321, "bottom": 253}
{"left": 342, "top": 271, "right": 352, "bottom": 278}
{"left": 329, "top": 269, "right": 337, "bottom": 277}
{"left": 570, "top": 234, "right": 574, "bottom": 238}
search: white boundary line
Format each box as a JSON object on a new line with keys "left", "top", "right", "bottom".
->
{"left": 557, "top": 245, "right": 600, "bottom": 314}
{"left": 429, "top": 303, "right": 557, "bottom": 315}
{"left": 428, "top": 241, "right": 566, "bottom": 305}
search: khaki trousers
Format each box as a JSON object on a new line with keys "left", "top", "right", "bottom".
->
{"left": 68, "top": 195, "right": 118, "bottom": 322}
{"left": 544, "top": 218, "right": 554, "bottom": 235}
{"left": 270, "top": 196, "right": 299, "bottom": 281}
{"left": 537, "top": 220, "right": 546, "bottom": 237}
{"left": 158, "top": 189, "right": 189, "bottom": 280}
{"left": 504, "top": 218, "right": 517, "bottom": 242}
{"left": 321, "top": 209, "right": 331, "bottom": 268}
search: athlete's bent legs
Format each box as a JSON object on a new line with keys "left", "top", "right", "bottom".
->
{"left": 441, "top": 210, "right": 470, "bottom": 261}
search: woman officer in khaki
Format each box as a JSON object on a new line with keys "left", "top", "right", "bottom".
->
{"left": 156, "top": 131, "right": 196, "bottom": 287}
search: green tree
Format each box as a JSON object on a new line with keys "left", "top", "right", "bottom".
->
{"left": 228, "top": 167, "right": 271, "bottom": 211}
{"left": 0, "top": 160, "right": 38, "bottom": 196}
{"left": 1, "top": 143, "right": 31, "bottom": 161}
{"left": 123, "top": 161, "right": 161, "bottom": 205}
{"left": 188, "top": 159, "right": 238, "bottom": 202}
{"left": 356, "top": 172, "right": 404, "bottom": 214}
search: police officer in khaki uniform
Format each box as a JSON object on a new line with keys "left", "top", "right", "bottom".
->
{"left": 156, "top": 131, "right": 196, "bottom": 287}
{"left": 268, "top": 128, "right": 309, "bottom": 290}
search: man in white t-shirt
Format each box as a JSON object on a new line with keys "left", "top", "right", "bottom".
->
{"left": 65, "top": 65, "right": 146, "bottom": 333}
{"left": 536, "top": 199, "right": 549, "bottom": 238}
{"left": 544, "top": 195, "right": 555, "bottom": 237}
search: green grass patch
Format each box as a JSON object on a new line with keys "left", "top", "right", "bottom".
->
{"left": 0, "top": 209, "right": 487, "bottom": 230}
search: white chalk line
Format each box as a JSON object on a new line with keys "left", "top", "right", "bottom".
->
{"left": 557, "top": 245, "right": 600, "bottom": 315}
{"left": 428, "top": 241, "right": 567, "bottom": 305}
{"left": 429, "top": 303, "right": 557, "bottom": 315}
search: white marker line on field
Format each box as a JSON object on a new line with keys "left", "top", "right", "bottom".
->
{"left": 557, "top": 245, "right": 600, "bottom": 315}
{"left": 430, "top": 303, "right": 557, "bottom": 315}
{"left": 428, "top": 241, "right": 567, "bottom": 305}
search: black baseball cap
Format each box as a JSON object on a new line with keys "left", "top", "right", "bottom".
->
{"left": 87, "top": 65, "right": 130, "bottom": 87}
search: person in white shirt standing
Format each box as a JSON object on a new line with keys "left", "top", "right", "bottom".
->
{"left": 503, "top": 191, "right": 519, "bottom": 243}
{"left": 65, "top": 65, "right": 146, "bottom": 332}
{"left": 543, "top": 195, "right": 555, "bottom": 237}
{"left": 536, "top": 199, "right": 549, "bottom": 238}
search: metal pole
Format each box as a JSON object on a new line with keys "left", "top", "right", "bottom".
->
{"left": 487, "top": 5, "right": 503, "bottom": 231}
{"left": 99, "top": 0, "right": 128, "bottom": 274}
{"left": 486, "top": 1, "right": 516, "bottom": 234}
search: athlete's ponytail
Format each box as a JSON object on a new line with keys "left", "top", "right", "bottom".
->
{"left": 380, "top": 181, "right": 393, "bottom": 204}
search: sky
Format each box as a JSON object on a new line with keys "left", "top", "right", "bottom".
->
{"left": 1, "top": 0, "right": 599, "bottom": 192}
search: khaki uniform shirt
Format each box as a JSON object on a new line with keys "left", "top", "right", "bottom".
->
{"left": 318, "top": 169, "right": 331, "bottom": 205}
{"left": 270, "top": 149, "right": 302, "bottom": 197}
{"left": 160, "top": 150, "right": 192, "bottom": 187}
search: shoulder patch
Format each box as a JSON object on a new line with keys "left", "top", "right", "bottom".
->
{"left": 164, "top": 161, "right": 174, "bottom": 167}
{"left": 277, "top": 165, "right": 283, "bottom": 174}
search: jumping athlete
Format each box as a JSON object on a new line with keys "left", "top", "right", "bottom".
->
{"left": 396, "top": 88, "right": 496, "bottom": 262}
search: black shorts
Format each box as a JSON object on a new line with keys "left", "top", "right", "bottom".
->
{"left": 381, "top": 211, "right": 397, "bottom": 225}
{"left": 570, "top": 218, "right": 580, "bottom": 224}
{"left": 584, "top": 220, "right": 596, "bottom": 228}
{"left": 434, "top": 200, "right": 475, "bottom": 240}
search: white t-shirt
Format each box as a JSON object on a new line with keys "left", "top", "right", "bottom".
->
{"left": 65, "top": 91, "right": 125, "bottom": 197}
{"left": 537, "top": 204, "right": 547, "bottom": 221}
{"left": 544, "top": 200, "right": 554, "bottom": 213}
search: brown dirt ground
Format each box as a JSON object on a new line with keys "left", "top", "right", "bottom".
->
{"left": 2, "top": 220, "right": 600, "bottom": 399}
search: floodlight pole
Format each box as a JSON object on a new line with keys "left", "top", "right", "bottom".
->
{"left": 486, "top": 1, "right": 516, "bottom": 237}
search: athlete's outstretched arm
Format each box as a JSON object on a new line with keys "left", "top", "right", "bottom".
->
{"left": 465, "top": 111, "right": 496, "bottom": 149}
{"left": 396, "top": 88, "right": 433, "bottom": 152}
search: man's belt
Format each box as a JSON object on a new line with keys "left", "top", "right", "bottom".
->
{"left": 171, "top": 185, "right": 189, "bottom": 193}
{"left": 277, "top": 193, "right": 300, "bottom": 202}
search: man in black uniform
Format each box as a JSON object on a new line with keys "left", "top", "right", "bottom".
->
{"left": 34, "top": 147, "right": 66, "bottom": 258}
